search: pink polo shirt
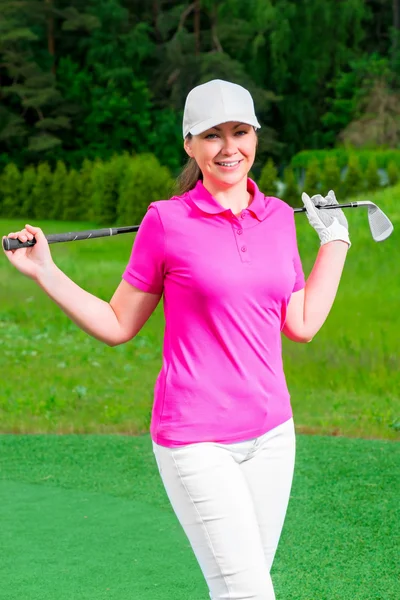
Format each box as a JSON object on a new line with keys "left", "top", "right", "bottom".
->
{"left": 123, "top": 178, "right": 305, "bottom": 448}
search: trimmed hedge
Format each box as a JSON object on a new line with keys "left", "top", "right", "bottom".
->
{"left": 0, "top": 153, "right": 174, "bottom": 225}
{"left": 290, "top": 148, "right": 400, "bottom": 170}
{"left": 259, "top": 150, "right": 399, "bottom": 205}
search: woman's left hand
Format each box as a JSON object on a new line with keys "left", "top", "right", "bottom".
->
{"left": 301, "top": 190, "right": 351, "bottom": 248}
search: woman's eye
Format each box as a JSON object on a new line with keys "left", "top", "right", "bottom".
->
{"left": 205, "top": 130, "right": 247, "bottom": 139}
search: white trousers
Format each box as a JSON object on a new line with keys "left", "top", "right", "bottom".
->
{"left": 152, "top": 417, "right": 296, "bottom": 600}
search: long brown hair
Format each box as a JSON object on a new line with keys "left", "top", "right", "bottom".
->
{"left": 175, "top": 134, "right": 202, "bottom": 195}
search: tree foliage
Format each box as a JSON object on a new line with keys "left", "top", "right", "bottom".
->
{"left": 0, "top": 0, "right": 399, "bottom": 174}
{"left": 258, "top": 159, "right": 278, "bottom": 196}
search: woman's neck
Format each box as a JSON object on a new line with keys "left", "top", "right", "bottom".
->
{"left": 202, "top": 176, "right": 252, "bottom": 216}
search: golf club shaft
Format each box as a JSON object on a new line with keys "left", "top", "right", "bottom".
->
{"left": 3, "top": 225, "right": 139, "bottom": 251}
{"left": 2, "top": 203, "right": 359, "bottom": 251}
{"left": 294, "top": 202, "right": 358, "bottom": 213}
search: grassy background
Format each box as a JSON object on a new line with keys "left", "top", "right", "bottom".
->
{"left": 1, "top": 185, "right": 399, "bottom": 439}
{"left": 1, "top": 433, "right": 399, "bottom": 600}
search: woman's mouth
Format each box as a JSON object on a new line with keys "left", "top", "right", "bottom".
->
{"left": 215, "top": 160, "right": 243, "bottom": 169}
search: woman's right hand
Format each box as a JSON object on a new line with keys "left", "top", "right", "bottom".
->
{"left": 2, "top": 224, "right": 55, "bottom": 281}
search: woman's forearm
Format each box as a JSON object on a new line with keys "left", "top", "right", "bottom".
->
{"left": 303, "top": 240, "right": 349, "bottom": 339}
{"left": 37, "top": 263, "right": 123, "bottom": 346}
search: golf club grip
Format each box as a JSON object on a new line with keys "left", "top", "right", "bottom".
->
{"left": 3, "top": 225, "right": 139, "bottom": 251}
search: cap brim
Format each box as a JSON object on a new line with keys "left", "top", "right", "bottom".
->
{"left": 186, "top": 115, "right": 261, "bottom": 137}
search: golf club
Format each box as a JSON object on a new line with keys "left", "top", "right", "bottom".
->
{"left": 2, "top": 201, "right": 394, "bottom": 251}
{"left": 294, "top": 201, "right": 394, "bottom": 242}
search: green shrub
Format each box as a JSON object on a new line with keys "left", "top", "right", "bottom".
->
{"left": 291, "top": 148, "right": 400, "bottom": 171}
{"left": 33, "top": 162, "right": 53, "bottom": 219}
{"left": 62, "top": 169, "right": 82, "bottom": 221}
{"left": 90, "top": 160, "right": 114, "bottom": 224}
{"left": 51, "top": 161, "right": 68, "bottom": 220}
{"left": 282, "top": 166, "right": 300, "bottom": 207}
{"left": 321, "top": 156, "right": 341, "bottom": 196}
{"left": 343, "top": 155, "right": 363, "bottom": 199}
{"left": 1, "top": 163, "right": 22, "bottom": 218}
{"left": 365, "top": 157, "right": 380, "bottom": 192}
{"left": 258, "top": 158, "right": 278, "bottom": 196}
{"left": 118, "top": 153, "right": 174, "bottom": 225}
{"left": 20, "top": 166, "right": 37, "bottom": 218}
{"left": 387, "top": 161, "right": 399, "bottom": 186}
{"left": 303, "top": 159, "right": 320, "bottom": 197}
{"left": 90, "top": 154, "right": 132, "bottom": 225}
{"left": 77, "top": 159, "right": 94, "bottom": 220}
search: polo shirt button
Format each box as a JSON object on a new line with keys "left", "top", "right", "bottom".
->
{"left": 237, "top": 229, "right": 243, "bottom": 235}
{"left": 241, "top": 213, "right": 246, "bottom": 219}
{"left": 241, "top": 245, "right": 247, "bottom": 252}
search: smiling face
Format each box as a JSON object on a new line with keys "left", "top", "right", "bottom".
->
{"left": 184, "top": 122, "right": 257, "bottom": 189}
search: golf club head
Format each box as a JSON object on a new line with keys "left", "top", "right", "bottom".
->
{"left": 357, "top": 201, "right": 394, "bottom": 242}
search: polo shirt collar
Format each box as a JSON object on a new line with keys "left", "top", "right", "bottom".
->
{"left": 188, "top": 178, "right": 268, "bottom": 221}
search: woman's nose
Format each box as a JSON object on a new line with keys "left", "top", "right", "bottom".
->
{"left": 221, "top": 138, "right": 237, "bottom": 155}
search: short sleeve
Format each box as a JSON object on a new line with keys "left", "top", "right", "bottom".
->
{"left": 291, "top": 213, "right": 306, "bottom": 293}
{"left": 122, "top": 204, "right": 165, "bottom": 294}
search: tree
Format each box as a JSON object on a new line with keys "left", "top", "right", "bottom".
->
{"left": 321, "top": 156, "right": 342, "bottom": 196}
{"left": 341, "top": 81, "right": 400, "bottom": 148}
{"left": 20, "top": 166, "right": 37, "bottom": 218}
{"left": 50, "top": 160, "right": 68, "bottom": 219}
{"left": 0, "top": 163, "right": 22, "bottom": 217}
{"left": 258, "top": 158, "right": 278, "bottom": 196}
{"left": 62, "top": 169, "right": 81, "bottom": 221}
{"left": 89, "top": 155, "right": 132, "bottom": 224}
{"left": 282, "top": 166, "right": 300, "bottom": 207}
{"left": 303, "top": 159, "right": 320, "bottom": 197}
{"left": 32, "top": 162, "right": 53, "bottom": 219}
{"left": 0, "top": 0, "right": 100, "bottom": 165}
{"left": 77, "top": 159, "right": 94, "bottom": 220}
{"left": 343, "top": 155, "right": 363, "bottom": 199}
{"left": 118, "top": 154, "right": 173, "bottom": 225}
{"left": 365, "top": 157, "right": 380, "bottom": 191}
{"left": 387, "top": 160, "right": 399, "bottom": 186}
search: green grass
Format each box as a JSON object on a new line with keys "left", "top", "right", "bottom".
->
{"left": 1, "top": 184, "right": 399, "bottom": 439}
{"left": 1, "top": 433, "right": 399, "bottom": 600}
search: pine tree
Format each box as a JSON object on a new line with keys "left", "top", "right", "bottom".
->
{"left": 91, "top": 160, "right": 116, "bottom": 224}
{"left": 321, "top": 156, "right": 342, "bottom": 196}
{"left": 50, "top": 160, "right": 68, "bottom": 219}
{"left": 0, "top": 0, "right": 97, "bottom": 162}
{"left": 90, "top": 160, "right": 118, "bottom": 225}
{"left": 20, "top": 166, "right": 37, "bottom": 218}
{"left": 303, "top": 159, "right": 320, "bottom": 197}
{"left": 282, "top": 167, "right": 300, "bottom": 208}
{"left": 1, "top": 163, "right": 22, "bottom": 217}
{"left": 118, "top": 154, "right": 173, "bottom": 224}
{"left": 343, "top": 155, "right": 363, "bottom": 199}
{"left": 258, "top": 158, "right": 278, "bottom": 196}
{"left": 77, "top": 159, "right": 94, "bottom": 220}
{"left": 32, "top": 162, "right": 53, "bottom": 219}
{"left": 365, "top": 157, "right": 380, "bottom": 191}
{"left": 62, "top": 169, "right": 81, "bottom": 221}
{"left": 387, "top": 161, "right": 399, "bottom": 186}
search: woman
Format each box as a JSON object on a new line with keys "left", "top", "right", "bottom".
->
{"left": 3, "top": 79, "right": 350, "bottom": 600}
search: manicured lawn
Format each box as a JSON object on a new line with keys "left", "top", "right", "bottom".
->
{"left": 1, "top": 432, "right": 398, "bottom": 600}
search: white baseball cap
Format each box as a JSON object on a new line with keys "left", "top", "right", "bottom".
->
{"left": 182, "top": 79, "right": 261, "bottom": 138}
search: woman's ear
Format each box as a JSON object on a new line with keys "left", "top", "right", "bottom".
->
{"left": 254, "top": 128, "right": 259, "bottom": 148}
{"left": 184, "top": 136, "right": 194, "bottom": 158}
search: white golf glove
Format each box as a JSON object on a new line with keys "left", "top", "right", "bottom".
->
{"left": 301, "top": 190, "right": 351, "bottom": 248}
